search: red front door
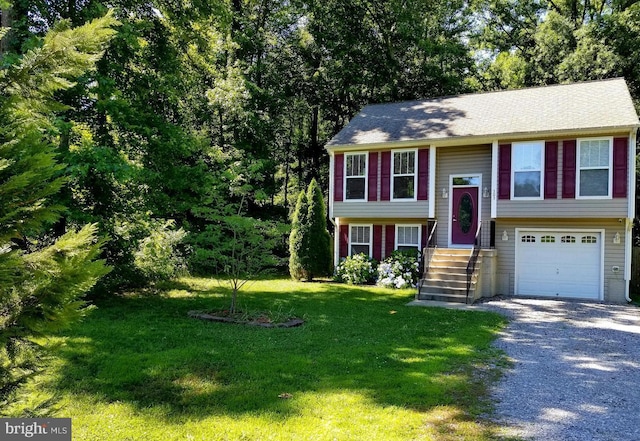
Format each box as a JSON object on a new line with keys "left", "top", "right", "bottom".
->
{"left": 451, "top": 187, "right": 478, "bottom": 245}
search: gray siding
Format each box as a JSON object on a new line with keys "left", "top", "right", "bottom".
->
{"left": 334, "top": 201, "right": 429, "bottom": 219}
{"left": 494, "top": 219, "right": 626, "bottom": 302}
{"left": 435, "top": 144, "right": 493, "bottom": 247}
{"left": 497, "top": 199, "right": 628, "bottom": 218}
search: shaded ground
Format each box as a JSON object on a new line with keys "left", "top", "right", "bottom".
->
{"left": 480, "top": 299, "right": 640, "bottom": 441}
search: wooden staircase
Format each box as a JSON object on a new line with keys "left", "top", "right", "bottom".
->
{"left": 418, "top": 248, "right": 479, "bottom": 303}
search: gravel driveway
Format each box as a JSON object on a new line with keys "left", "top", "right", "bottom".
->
{"left": 479, "top": 299, "right": 640, "bottom": 441}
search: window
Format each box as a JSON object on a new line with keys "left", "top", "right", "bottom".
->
{"left": 521, "top": 235, "right": 536, "bottom": 243}
{"left": 396, "top": 225, "right": 421, "bottom": 252}
{"left": 582, "top": 236, "right": 597, "bottom": 244}
{"left": 349, "top": 225, "right": 372, "bottom": 256}
{"left": 578, "top": 138, "right": 612, "bottom": 198}
{"left": 345, "top": 153, "right": 367, "bottom": 200}
{"left": 541, "top": 235, "right": 555, "bottom": 243}
{"left": 392, "top": 150, "right": 417, "bottom": 200}
{"left": 561, "top": 235, "right": 576, "bottom": 243}
{"left": 512, "top": 141, "right": 543, "bottom": 198}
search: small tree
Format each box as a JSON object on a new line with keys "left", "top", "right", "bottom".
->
{"left": 289, "top": 179, "right": 332, "bottom": 281}
{"left": 217, "top": 214, "right": 283, "bottom": 313}
{"left": 289, "top": 189, "right": 309, "bottom": 280}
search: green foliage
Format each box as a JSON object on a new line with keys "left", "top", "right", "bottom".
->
{"left": 304, "top": 179, "right": 332, "bottom": 279}
{"left": 377, "top": 250, "right": 421, "bottom": 289}
{"left": 0, "top": 11, "right": 115, "bottom": 414}
{"left": 288, "top": 189, "right": 310, "bottom": 280}
{"left": 210, "top": 215, "right": 285, "bottom": 313}
{"left": 133, "top": 220, "right": 188, "bottom": 283}
{"left": 289, "top": 180, "right": 332, "bottom": 281}
{"left": 334, "top": 254, "right": 378, "bottom": 285}
{"left": 473, "top": 0, "right": 639, "bottom": 107}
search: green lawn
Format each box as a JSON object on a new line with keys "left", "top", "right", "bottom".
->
{"left": 34, "top": 278, "right": 513, "bottom": 440}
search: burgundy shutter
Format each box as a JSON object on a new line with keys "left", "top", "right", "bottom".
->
{"left": 417, "top": 148, "right": 429, "bottom": 200}
{"left": 498, "top": 144, "right": 511, "bottom": 199}
{"left": 421, "top": 224, "right": 427, "bottom": 251}
{"left": 385, "top": 225, "right": 394, "bottom": 258}
{"left": 380, "top": 151, "right": 391, "bottom": 201}
{"left": 613, "top": 137, "right": 628, "bottom": 198}
{"left": 339, "top": 225, "right": 349, "bottom": 258}
{"left": 373, "top": 225, "right": 382, "bottom": 261}
{"left": 334, "top": 153, "right": 344, "bottom": 202}
{"left": 544, "top": 141, "right": 558, "bottom": 199}
{"left": 562, "top": 140, "right": 576, "bottom": 199}
{"left": 368, "top": 152, "right": 378, "bottom": 201}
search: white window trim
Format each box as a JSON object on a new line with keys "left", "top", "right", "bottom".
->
{"left": 510, "top": 140, "right": 544, "bottom": 201}
{"left": 344, "top": 152, "right": 368, "bottom": 202}
{"left": 395, "top": 224, "right": 422, "bottom": 252}
{"left": 348, "top": 224, "right": 373, "bottom": 257}
{"left": 576, "top": 137, "right": 613, "bottom": 200}
{"left": 391, "top": 149, "right": 418, "bottom": 201}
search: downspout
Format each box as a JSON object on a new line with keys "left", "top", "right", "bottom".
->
{"left": 625, "top": 129, "right": 638, "bottom": 302}
{"left": 328, "top": 152, "right": 338, "bottom": 269}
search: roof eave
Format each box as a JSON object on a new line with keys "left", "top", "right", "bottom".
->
{"left": 325, "top": 124, "right": 640, "bottom": 153}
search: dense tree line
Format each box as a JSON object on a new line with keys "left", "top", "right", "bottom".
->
{"left": 0, "top": 0, "right": 637, "bottom": 290}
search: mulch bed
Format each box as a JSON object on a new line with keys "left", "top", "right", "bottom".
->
{"left": 188, "top": 310, "right": 304, "bottom": 328}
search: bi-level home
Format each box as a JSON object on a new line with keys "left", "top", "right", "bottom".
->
{"left": 326, "top": 78, "right": 639, "bottom": 303}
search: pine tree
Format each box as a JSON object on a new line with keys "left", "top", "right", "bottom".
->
{"left": 289, "top": 189, "right": 310, "bottom": 280}
{"left": 304, "top": 179, "right": 332, "bottom": 280}
{"left": 0, "top": 11, "right": 116, "bottom": 413}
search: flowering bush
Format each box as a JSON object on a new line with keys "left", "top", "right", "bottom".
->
{"left": 334, "top": 253, "right": 378, "bottom": 285}
{"left": 376, "top": 250, "right": 421, "bottom": 289}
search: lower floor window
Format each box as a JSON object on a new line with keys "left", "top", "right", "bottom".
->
{"left": 350, "top": 225, "right": 372, "bottom": 256}
{"left": 396, "top": 225, "right": 421, "bottom": 252}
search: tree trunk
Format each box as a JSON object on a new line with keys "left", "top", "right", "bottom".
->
{"left": 0, "top": 7, "right": 12, "bottom": 55}
{"left": 309, "top": 106, "right": 319, "bottom": 181}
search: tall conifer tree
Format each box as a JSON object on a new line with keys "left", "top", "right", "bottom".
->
{"left": 289, "top": 189, "right": 309, "bottom": 280}
{"left": 304, "top": 179, "right": 332, "bottom": 280}
{"left": 0, "top": 12, "right": 115, "bottom": 413}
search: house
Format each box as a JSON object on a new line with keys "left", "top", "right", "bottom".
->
{"left": 326, "top": 78, "right": 640, "bottom": 303}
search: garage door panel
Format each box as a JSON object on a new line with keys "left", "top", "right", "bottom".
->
{"left": 516, "top": 231, "right": 601, "bottom": 299}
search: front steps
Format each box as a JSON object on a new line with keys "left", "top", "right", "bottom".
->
{"left": 418, "top": 248, "right": 479, "bottom": 304}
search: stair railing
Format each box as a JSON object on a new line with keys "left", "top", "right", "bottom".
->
{"left": 417, "top": 221, "right": 438, "bottom": 295}
{"left": 465, "top": 221, "right": 482, "bottom": 304}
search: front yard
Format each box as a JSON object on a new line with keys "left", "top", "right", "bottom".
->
{"left": 32, "top": 278, "right": 513, "bottom": 440}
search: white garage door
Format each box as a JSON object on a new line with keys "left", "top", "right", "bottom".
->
{"left": 515, "top": 230, "right": 602, "bottom": 300}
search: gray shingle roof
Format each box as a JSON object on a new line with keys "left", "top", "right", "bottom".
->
{"left": 327, "top": 78, "right": 639, "bottom": 148}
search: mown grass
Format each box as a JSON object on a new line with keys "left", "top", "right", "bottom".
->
{"left": 32, "top": 278, "right": 515, "bottom": 440}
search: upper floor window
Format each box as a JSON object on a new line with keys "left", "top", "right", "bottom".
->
{"left": 578, "top": 138, "right": 612, "bottom": 198}
{"left": 349, "top": 225, "right": 372, "bottom": 256}
{"left": 392, "top": 150, "right": 417, "bottom": 200}
{"left": 345, "top": 153, "right": 367, "bottom": 200}
{"left": 512, "top": 141, "right": 543, "bottom": 199}
{"left": 396, "top": 225, "right": 421, "bottom": 253}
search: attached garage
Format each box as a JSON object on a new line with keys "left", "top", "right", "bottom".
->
{"left": 515, "top": 229, "right": 604, "bottom": 300}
